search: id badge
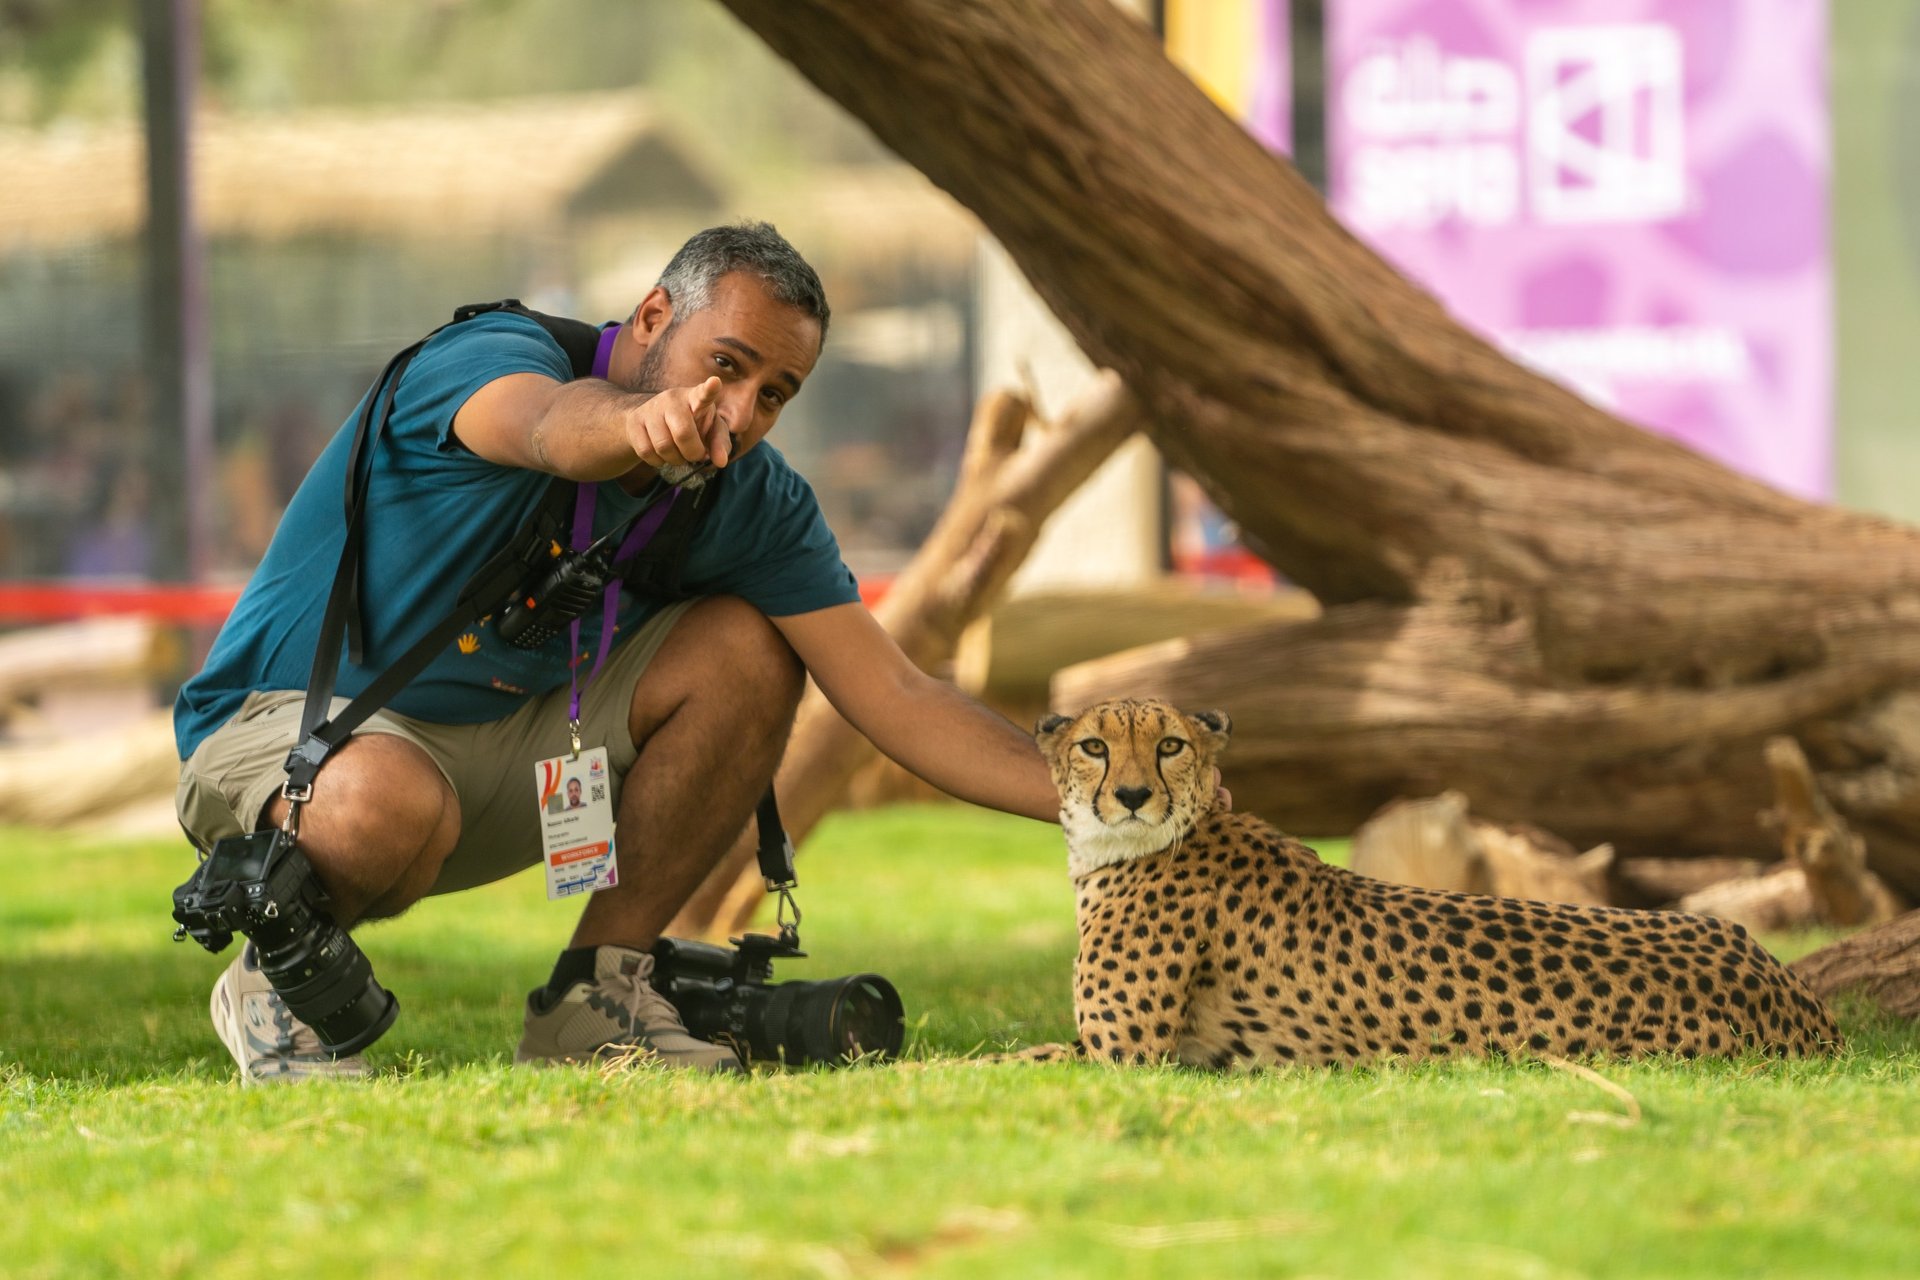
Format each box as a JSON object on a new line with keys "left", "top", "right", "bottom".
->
{"left": 534, "top": 747, "right": 618, "bottom": 899}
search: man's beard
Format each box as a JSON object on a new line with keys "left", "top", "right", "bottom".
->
{"left": 623, "top": 323, "right": 677, "bottom": 395}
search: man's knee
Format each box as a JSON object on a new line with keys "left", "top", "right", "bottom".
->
{"left": 265, "top": 735, "right": 448, "bottom": 831}
{"left": 260, "top": 734, "right": 460, "bottom": 919}
{"left": 704, "top": 596, "right": 804, "bottom": 700}
{"left": 634, "top": 597, "right": 804, "bottom": 739}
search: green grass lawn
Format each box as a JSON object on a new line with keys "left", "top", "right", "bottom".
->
{"left": 3, "top": 806, "right": 1917, "bottom": 1279}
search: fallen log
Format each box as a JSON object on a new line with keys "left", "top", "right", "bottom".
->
{"left": 1678, "top": 872, "right": 1839, "bottom": 936}
{"left": 954, "top": 581, "right": 1317, "bottom": 703}
{"left": 0, "top": 710, "right": 179, "bottom": 828}
{"left": 1612, "top": 857, "right": 1770, "bottom": 908}
{"left": 668, "top": 374, "right": 1145, "bottom": 938}
{"left": 0, "top": 618, "right": 174, "bottom": 713}
{"left": 1791, "top": 911, "right": 1920, "bottom": 1020}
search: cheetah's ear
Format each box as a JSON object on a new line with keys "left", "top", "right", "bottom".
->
{"left": 1185, "top": 709, "right": 1232, "bottom": 755}
{"left": 1034, "top": 712, "right": 1075, "bottom": 764}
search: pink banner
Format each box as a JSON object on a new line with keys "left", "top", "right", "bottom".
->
{"left": 1329, "top": 0, "right": 1831, "bottom": 499}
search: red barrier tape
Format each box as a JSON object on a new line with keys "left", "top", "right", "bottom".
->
{"left": 0, "top": 582, "right": 244, "bottom": 624}
{"left": 0, "top": 577, "right": 895, "bottom": 625}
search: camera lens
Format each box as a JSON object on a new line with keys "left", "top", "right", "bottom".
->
{"left": 829, "top": 977, "right": 906, "bottom": 1059}
{"left": 751, "top": 973, "right": 904, "bottom": 1066}
{"left": 255, "top": 921, "right": 399, "bottom": 1057}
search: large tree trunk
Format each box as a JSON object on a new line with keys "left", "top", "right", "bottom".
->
{"left": 719, "top": 0, "right": 1920, "bottom": 895}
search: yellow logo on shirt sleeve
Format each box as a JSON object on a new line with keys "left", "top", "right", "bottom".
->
{"left": 457, "top": 633, "right": 480, "bottom": 654}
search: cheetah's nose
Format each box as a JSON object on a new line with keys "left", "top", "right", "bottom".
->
{"left": 1114, "top": 786, "right": 1151, "bottom": 813}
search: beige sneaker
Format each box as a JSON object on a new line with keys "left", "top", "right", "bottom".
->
{"left": 209, "top": 943, "right": 369, "bottom": 1084}
{"left": 515, "top": 945, "right": 743, "bottom": 1073}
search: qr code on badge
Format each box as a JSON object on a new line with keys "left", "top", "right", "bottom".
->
{"left": 591, "top": 783, "right": 607, "bottom": 803}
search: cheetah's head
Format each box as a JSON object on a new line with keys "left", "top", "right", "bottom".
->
{"left": 1035, "top": 698, "right": 1231, "bottom": 879}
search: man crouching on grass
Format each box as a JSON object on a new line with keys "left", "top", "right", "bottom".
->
{"left": 173, "top": 221, "right": 1061, "bottom": 1082}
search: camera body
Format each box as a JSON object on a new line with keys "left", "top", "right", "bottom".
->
{"left": 650, "top": 932, "right": 904, "bottom": 1067}
{"left": 171, "top": 829, "right": 398, "bottom": 1056}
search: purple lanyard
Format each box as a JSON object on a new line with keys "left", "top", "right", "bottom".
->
{"left": 567, "top": 326, "right": 678, "bottom": 744}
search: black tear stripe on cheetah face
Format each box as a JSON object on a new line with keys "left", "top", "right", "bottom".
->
{"left": 1034, "top": 699, "right": 1842, "bottom": 1068}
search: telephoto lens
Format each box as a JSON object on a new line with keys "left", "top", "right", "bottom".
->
{"left": 649, "top": 937, "right": 905, "bottom": 1067}
{"left": 249, "top": 898, "right": 399, "bottom": 1057}
{"left": 747, "top": 972, "right": 906, "bottom": 1066}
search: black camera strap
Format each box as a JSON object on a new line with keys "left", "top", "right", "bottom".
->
{"left": 755, "top": 790, "right": 797, "bottom": 890}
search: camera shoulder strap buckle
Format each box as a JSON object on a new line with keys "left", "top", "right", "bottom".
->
{"left": 752, "top": 788, "right": 804, "bottom": 947}
{"left": 278, "top": 731, "right": 334, "bottom": 840}
{"left": 775, "top": 884, "right": 803, "bottom": 941}
{"left": 279, "top": 780, "right": 311, "bottom": 840}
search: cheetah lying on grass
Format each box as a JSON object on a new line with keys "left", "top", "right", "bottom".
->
{"left": 1022, "top": 698, "right": 1840, "bottom": 1067}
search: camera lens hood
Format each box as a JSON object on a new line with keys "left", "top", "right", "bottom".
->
{"left": 758, "top": 972, "right": 905, "bottom": 1066}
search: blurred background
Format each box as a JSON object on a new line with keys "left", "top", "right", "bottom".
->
{"left": 0, "top": 0, "right": 1911, "bottom": 748}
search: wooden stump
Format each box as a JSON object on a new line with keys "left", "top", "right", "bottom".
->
{"left": 1674, "top": 737, "right": 1905, "bottom": 932}
{"left": 1349, "top": 790, "right": 1613, "bottom": 907}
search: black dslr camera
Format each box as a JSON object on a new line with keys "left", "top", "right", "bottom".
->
{"left": 172, "top": 829, "right": 398, "bottom": 1056}
{"left": 651, "top": 930, "right": 903, "bottom": 1067}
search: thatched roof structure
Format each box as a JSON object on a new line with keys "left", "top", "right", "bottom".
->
{"left": 0, "top": 91, "right": 723, "bottom": 252}
{"left": 766, "top": 164, "right": 981, "bottom": 266}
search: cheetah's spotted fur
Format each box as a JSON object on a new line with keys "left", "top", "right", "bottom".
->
{"left": 1030, "top": 699, "right": 1841, "bottom": 1066}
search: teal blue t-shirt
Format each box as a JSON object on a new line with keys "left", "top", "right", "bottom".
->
{"left": 174, "top": 311, "right": 859, "bottom": 759}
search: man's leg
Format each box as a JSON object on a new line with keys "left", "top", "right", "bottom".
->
{"left": 574, "top": 595, "right": 804, "bottom": 948}
{"left": 518, "top": 596, "right": 804, "bottom": 1069}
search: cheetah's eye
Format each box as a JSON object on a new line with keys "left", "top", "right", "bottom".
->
{"left": 1079, "top": 739, "right": 1108, "bottom": 758}
{"left": 1158, "top": 738, "right": 1186, "bottom": 757}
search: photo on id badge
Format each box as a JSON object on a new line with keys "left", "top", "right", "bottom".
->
{"left": 535, "top": 747, "right": 618, "bottom": 899}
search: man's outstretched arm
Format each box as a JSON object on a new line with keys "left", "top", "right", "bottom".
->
{"left": 772, "top": 602, "right": 1060, "bottom": 823}
{"left": 453, "top": 372, "right": 731, "bottom": 481}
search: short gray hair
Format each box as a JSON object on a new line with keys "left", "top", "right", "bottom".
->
{"left": 655, "top": 221, "right": 830, "bottom": 341}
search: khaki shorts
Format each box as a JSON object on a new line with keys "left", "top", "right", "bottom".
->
{"left": 175, "top": 600, "right": 693, "bottom": 897}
